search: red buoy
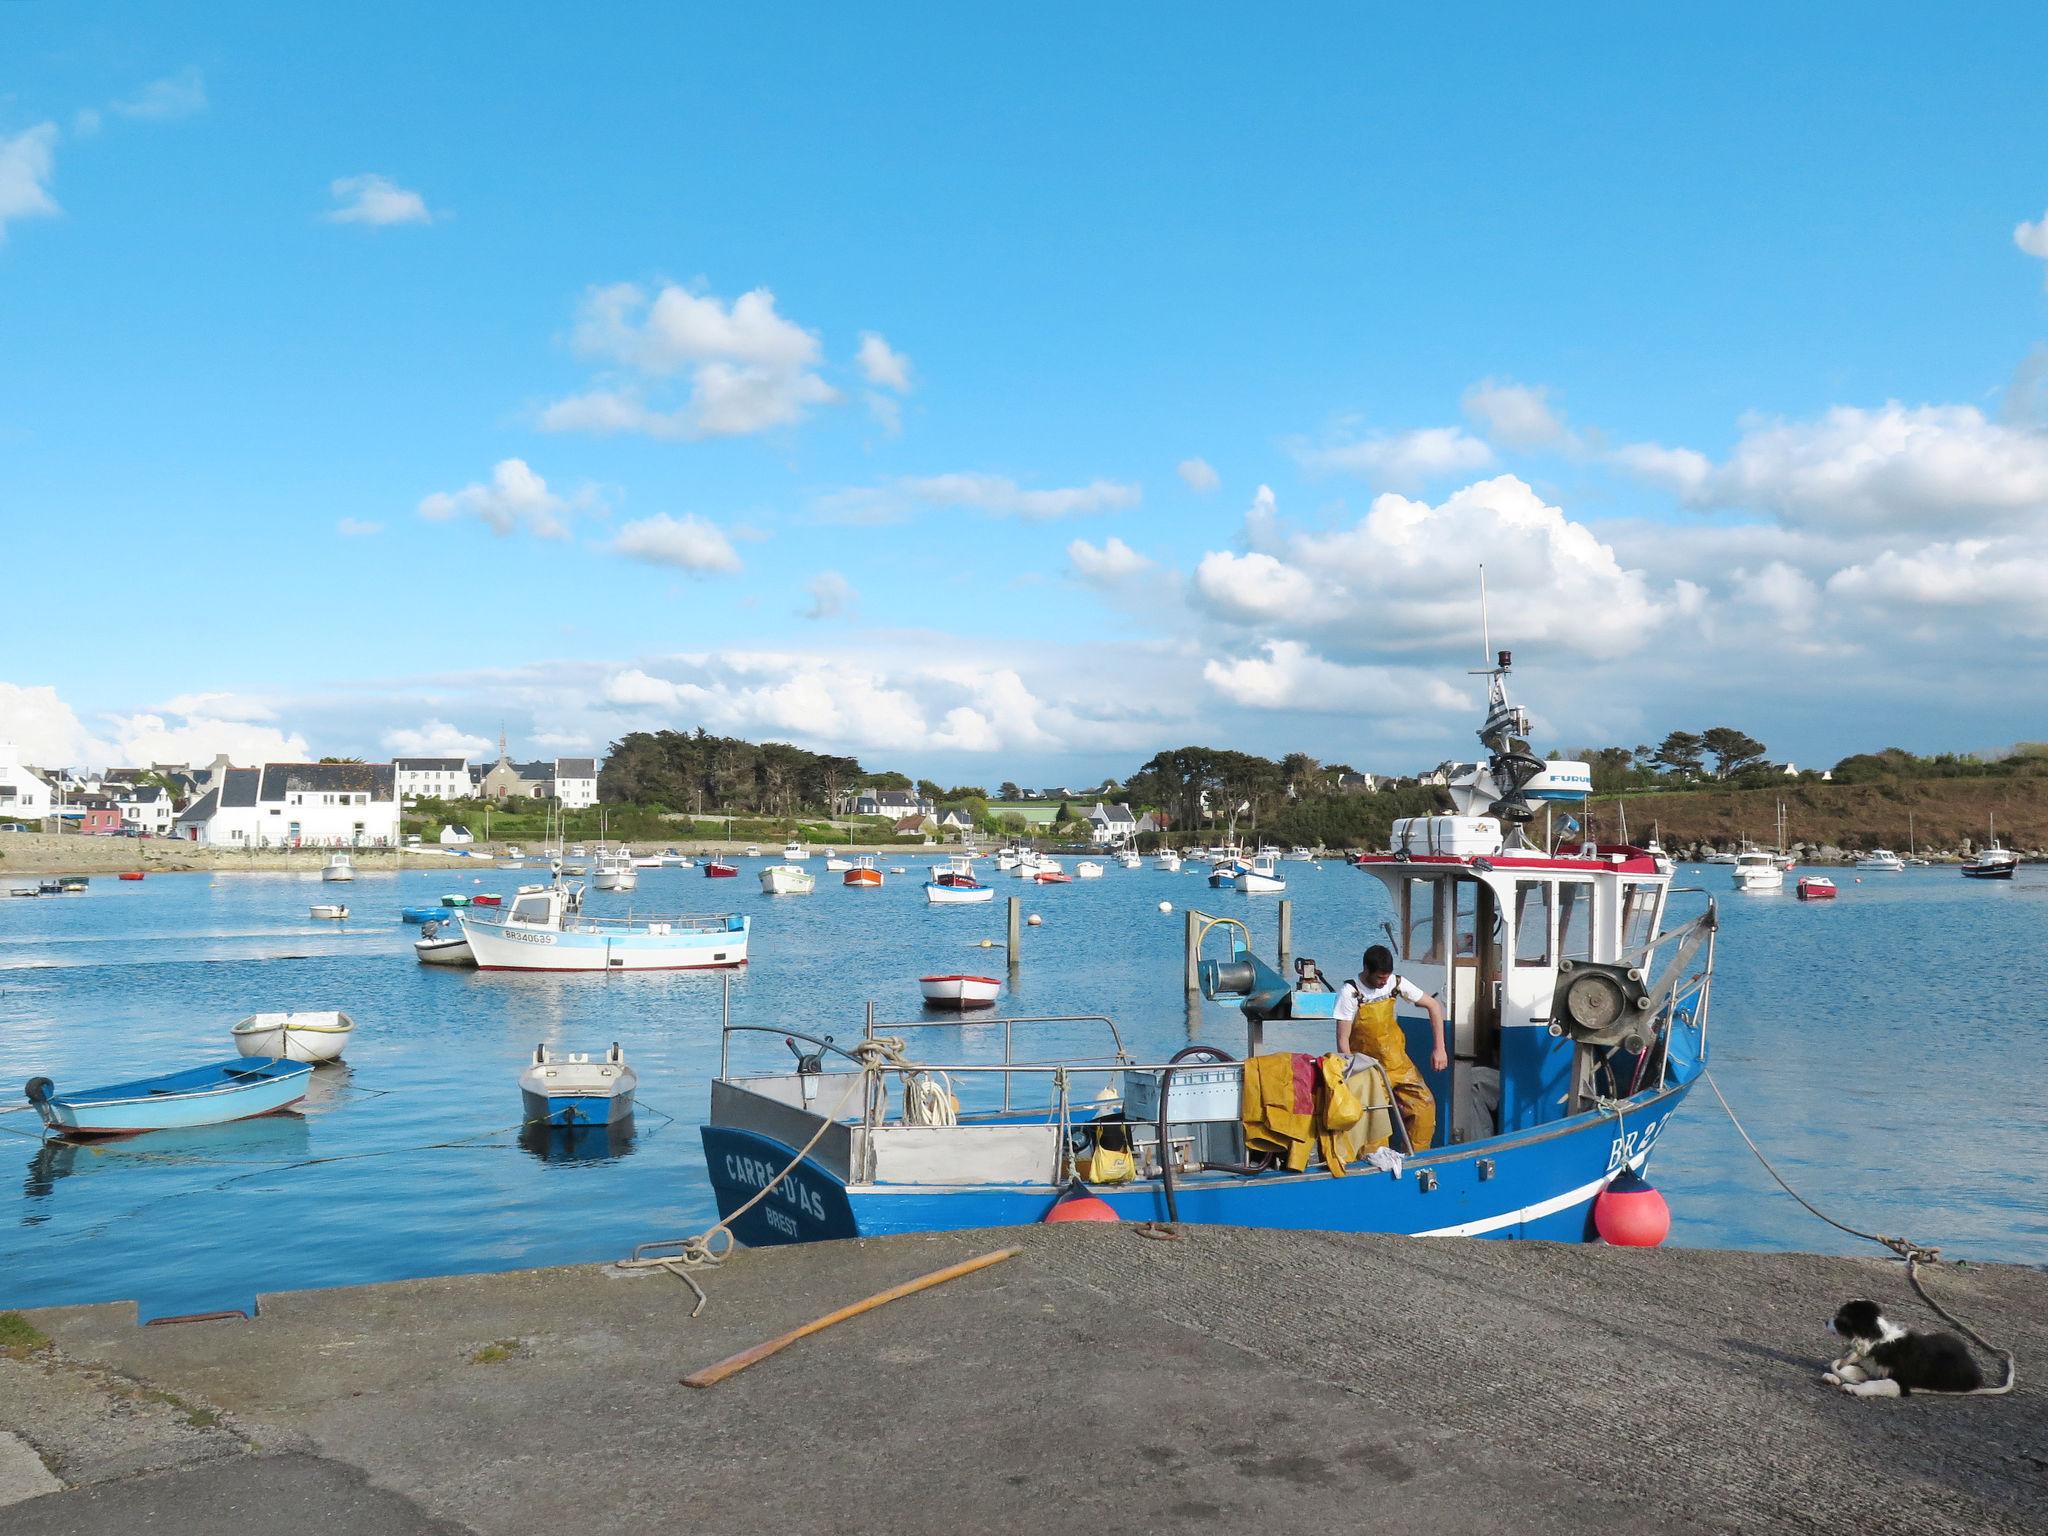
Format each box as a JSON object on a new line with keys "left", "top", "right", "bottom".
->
{"left": 1593, "top": 1168, "right": 1671, "bottom": 1247}
{"left": 1044, "top": 1188, "right": 1120, "bottom": 1224}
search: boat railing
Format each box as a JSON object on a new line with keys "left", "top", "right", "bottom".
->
{"left": 468, "top": 907, "right": 744, "bottom": 934}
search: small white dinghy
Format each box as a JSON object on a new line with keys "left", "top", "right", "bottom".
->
{"left": 414, "top": 919, "right": 475, "bottom": 966}
{"left": 519, "top": 1042, "right": 637, "bottom": 1128}
{"left": 231, "top": 1010, "right": 356, "bottom": 1064}
{"left": 919, "top": 974, "right": 1001, "bottom": 1009}
{"left": 310, "top": 903, "right": 349, "bottom": 920}
{"left": 321, "top": 853, "right": 355, "bottom": 883}
{"left": 1075, "top": 861, "right": 1105, "bottom": 878}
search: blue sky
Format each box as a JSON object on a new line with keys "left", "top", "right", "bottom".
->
{"left": 5, "top": 4, "right": 2047, "bottom": 781}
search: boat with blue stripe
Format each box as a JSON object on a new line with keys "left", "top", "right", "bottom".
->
{"left": 25, "top": 1057, "right": 313, "bottom": 1137}
{"left": 702, "top": 645, "right": 1716, "bottom": 1248}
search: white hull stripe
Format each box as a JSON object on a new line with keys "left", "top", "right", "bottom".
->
{"left": 1414, "top": 1150, "right": 1648, "bottom": 1238}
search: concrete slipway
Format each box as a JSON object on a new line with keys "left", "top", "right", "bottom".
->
{"left": 1, "top": 1227, "right": 2042, "bottom": 1534}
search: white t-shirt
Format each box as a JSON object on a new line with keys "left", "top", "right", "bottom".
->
{"left": 1333, "top": 973, "right": 1427, "bottom": 1024}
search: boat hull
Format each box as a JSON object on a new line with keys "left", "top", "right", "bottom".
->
{"left": 29, "top": 1058, "right": 313, "bottom": 1137}
{"left": 231, "top": 1012, "right": 354, "bottom": 1064}
{"left": 919, "top": 974, "right": 1001, "bottom": 1007}
{"left": 702, "top": 1079, "right": 1693, "bottom": 1248}
{"left": 1960, "top": 862, "right": 2017, "bottom": 880}
{"left": 924, "top": 881, "right": 993, "bottom": 904}
{"left": 414, "top": 932, "right": 475, "bottom": 965}
{"left": 760, "top": 866, "right": 816, "bottom": 894}
{"left": 459, "top": 915, "right": 748, "bottom": 971}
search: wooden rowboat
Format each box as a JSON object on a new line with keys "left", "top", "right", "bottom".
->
{"left": 25, "top": 1057, "right": 312, "bottom": 1137}
{"left": 919, "top": 974, "right": 1001, "bottom": 1009}
{"left": 231, "top": 1011, "right": 356, "bottom": 1064}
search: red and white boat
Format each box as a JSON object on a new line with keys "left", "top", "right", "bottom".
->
{"left": 1796, "top": 876, "right": 1837, "bottom": 901}
{"left": 704, "top": 861, "right": 738, "bottom": 878}
{"left": 844, "top": 855, "right": 884, "bottom": 888}
{"left": 470, "top": 893, "right": 503, "bottom": 907}
{"left": 919, "top": 974, "right": 1000, "bottom": 1008}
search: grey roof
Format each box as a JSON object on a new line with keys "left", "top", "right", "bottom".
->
{"left": 395, "top": 757, "right": 467, "bottom": 771}
{"left": 555, "top": 758, "right": 596, "bottom": 778}
{"left": 221, "top": 768, "right": 262, "bottom": 808}
{"left": 1091, "top": 801, "right": 1136, "bottom": 823}
{"left": 869, "top": 789, "right": 920, "bottom": 808}
{"left": 119, "top": 784, "right": 164, "bottom": 803}
{"left": 512, "top": 760, "right": 553, "bottom": 781}
{"left": 176, "top": 788, "right": 220, "bottom": 825}
{"left": 257, "top": 763, "right": 395, "bottom": 802}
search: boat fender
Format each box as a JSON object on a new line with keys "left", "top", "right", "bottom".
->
{"left": 1593, "top": 1168, "right": 1671, "bottom": 1247}
{"left": 1044, "top": 1182, "right": 1120, "bottom": 1223}
{"left": 24, "top": 1076, "right": 53, "bottom": 1106}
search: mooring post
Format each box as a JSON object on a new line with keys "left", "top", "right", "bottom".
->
{"left": 1278, "top": 898, "right": 1293, "bottom": 972}
{"left": 1007, "top": 896, "right": 1021, "bottom": 970}
{"left": 1184, "top": 906, "right": 1200, "bottom": 993}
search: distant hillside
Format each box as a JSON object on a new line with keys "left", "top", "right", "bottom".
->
{"left": 1588, "top": 777, "right": 2048, "bottom": 856}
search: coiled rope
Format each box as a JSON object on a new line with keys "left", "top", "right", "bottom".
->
{"left": 616, "top": 1036, "right": 918, "bottom": 1315}
{"left": 1702, "top": 1067, "right": 2014, "bottom": 1394}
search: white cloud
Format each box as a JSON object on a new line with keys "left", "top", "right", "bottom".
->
{"left": 856, "top": 331, "right": 911, "bottom": 392}
{"left": 1827, "top": 537, "right": 2048, "bottom": 636}
{"left": 0, "top": 124, "right": 60, "bottom": 243}
{"left": 383, "top": 720, "right": 492, "bottom": 758}
{"left": 802, "top": 571, "right": 857, "bottom": 619}
{"left": 1177, "top": 457, "right": 1221, "bottom": 493}
{"left": 419, "top": 459, "right": 590, "bottom": 539}
{"left": 105, "top": 712, "right": 309, "bottom": 767}
{"left": 0, "top": 683, "right": 102, "bottom": 764}
{"left": 612, "top": 513, "right": 743, "bottom": 575}
{"left": 603, "top": 668, "right": 711, "bottom": 711}
{"left": 1649, "top": 403, "right": 2048, "bottom": 532}
{"left": 72, "top": 108, "right": 101, "bottom": 138}
{"left": 545, "top": 282, "right": 837, "bottom": 440}
{"left": 864, "top": 392, "right": 903, "bottom": 436}
{"left": 1193, "top": 550, "right": 1324, "bottom": 624}
{"left": 1203, "top": 641, "right": 1471, "bottom": 715}
{"left": 158, "top": 692, "right": 276, "bottom": 722}
{"left": 325, "top": 173, "right": 436, "bottom": 227}
{"left": 2017, "top": 209, "right": 2048, "bottom": 284}
{"left": 1462, "top": 378, "right": 1573, "bottom": 450}
{"left": 112, "top": 70, "right": 207, "bottom": 122}
{"left": 337, "top": 517, "right": 382, "bottom": 537}
{"left": 895, "top": 472, "right": 1141, "bottom": 521}
{"left": 1294, "top": 425, "right": 1494, "bottom": 486}
{"left": 1609, "top": 440, "right": 1712, "bottom": 498}
{"left": 1068, "top": 536, "right": 1152, "bottom": 585}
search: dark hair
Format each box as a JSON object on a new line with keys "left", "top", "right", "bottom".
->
{"left": 1363, "top": 944, "right": 1394, "bottom": 975}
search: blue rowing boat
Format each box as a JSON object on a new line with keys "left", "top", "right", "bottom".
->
{"left": 400, "top": 906, "right": 446, "bottom": 924}
{"left": 24, "top": 1057, "right": 313, "bottom": 1137}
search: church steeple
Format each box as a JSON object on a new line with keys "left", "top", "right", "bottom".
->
{"left": 497, "top": 724, "right": 508, "bottom": 765}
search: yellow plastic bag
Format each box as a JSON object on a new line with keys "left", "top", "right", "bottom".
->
{"left": 1086, "top": 1146, "right": 1136, "bottom": 1184}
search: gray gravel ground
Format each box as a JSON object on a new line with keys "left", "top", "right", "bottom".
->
{"left": 2, "top": 1227, "right": 2042, "bottom": 1535}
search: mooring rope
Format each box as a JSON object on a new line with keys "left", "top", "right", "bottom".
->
{"left": 1701, "top": 1067, "right": 2015, "bottom": 1394}
{"left": 615, "top": 1036, "right": 917, "bottom": 1315}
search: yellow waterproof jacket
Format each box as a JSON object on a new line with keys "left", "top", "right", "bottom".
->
{"left": 1241, "top": 1052, "right": 1318, "bottom": 1171}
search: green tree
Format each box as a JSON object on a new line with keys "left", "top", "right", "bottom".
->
{"left": 998, "top": 781, "right": 1022, "bottom": 801}
{"left": 1701, "top": 727, "right": 1768, "bottom": 779}
{"left": 1652, "top": 731, "right": 1706, "bottom": 779}
{"left": 915, "top": 778, "right": 945, "bottom": 803}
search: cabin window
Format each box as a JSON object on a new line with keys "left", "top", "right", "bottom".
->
{"left": 1557, "top": 881, "right": 1595, "bottom": 962}
{"left": 1453, "top": 880, "right": 1483, "bottom": 959}
{"left": 1513, "top": 881, "right": 1552, "bottom": 966}
{"left": 510, "top": 896, "right": 550, "bottom": 923}
{"left": 1401, "top": 877, "right": 1440, "bottom": 963}
{"left": 1621, "top": 882, "right": 1660, "bottom": 954}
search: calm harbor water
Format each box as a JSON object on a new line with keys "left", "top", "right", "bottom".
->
{"left": 3, "top": 857, "right": 2044, "bottom": 1317}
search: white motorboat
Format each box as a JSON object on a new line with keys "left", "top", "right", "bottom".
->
{"left": 456, "top": 881, "right": 748, "bottom": 972}
{"left": 783, "top": 841, "right": 809, "bottom": 863}
{"left": 594, "top": 848, "right": 639, "bottom": 891}
{"left": 824, "top": 853, "right": 854, "bottom": 872}
{"left": 1961, "top": 815, "right": 2019, "bottom": 880}
{"left": 1730, "top": 850, "right": 1784, "bottom": 891}
{"left": 1156, "top": 850, "right": 1183, "bottom": 872}
{"left": 1075, "top": 861, "right": 1105, "bottom": 878}
{"left": 1286, "top": 846, "right": 1316, "bottom": 862}
{"left": 309, "top": 903, "right": 349, "bottom": 920}
{"left": 1116, "top": 850, "right": 1142, "bottom": 870}
{"left": 519, "top": 1042, "right": 637, "bottom": 1128}
{"left": 632, "top": 854, "right": 664, "bottom": 868}
{"left": 321, "top": 854, "right": 355, "bottom": 883}
{"left": 745, "top": 844, "right": 761, "bottom": 858}
{"left": 760, "top": 863, "right": 816, "bottom": 895}
{"left": 413, "top": 918, "right": 474, "bottom": 965}
{"left": 919, "top": 973, "right": 1001, "bottom": 1009}
{"left": 1704, "top": 851, "right": 1737, "bottom": 866}
{"left": 1233, "top": 853, "right": 1287, "bottom": 893}
{"left": 1855, "top": 850, "right": 1906, "bottom": 872}
{"left": 231, "top": 1010, "right": 356, "bottom": 1064}
{"left": 994, "top": 849, "right": 1021, "bottom": 871}
{"left": 924, "top": 878, "right": 994, "bottom": 904}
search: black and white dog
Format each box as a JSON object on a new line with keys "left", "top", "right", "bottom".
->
{"left": 1823, "top": 1299, "right": 2010, "bottom": 1398}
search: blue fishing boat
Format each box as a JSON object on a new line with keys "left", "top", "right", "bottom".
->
{"left": 25, "top": 1057, "right": 313, "bottom": 1137}
{"left": 518, "top": 1043, "right": 637, "bottom": 1127}
{"left": 702, "top": 646, "right": 1715, "bottom": 1247}
{"left": 459, "top": 880, "right": 747, "bottom": 972}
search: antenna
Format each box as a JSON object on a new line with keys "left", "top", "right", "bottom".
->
{"left": 1479, "top": 564, "right": 1490, "bottom": 663}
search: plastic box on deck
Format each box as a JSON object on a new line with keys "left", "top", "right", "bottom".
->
{"left": 1391, "top": 815, "right": 1504, "bottom": 858}
{"left": 1121, "top": 1065, "right": 1242, "bottom": 1124}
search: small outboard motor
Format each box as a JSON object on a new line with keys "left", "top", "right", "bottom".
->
{"left": 24, "top": 1076, "right": 53, "bottom": 1108}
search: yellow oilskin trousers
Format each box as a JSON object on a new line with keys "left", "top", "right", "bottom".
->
{"left": 1347, "top": 992, "right": 1436, "bottom": 1151}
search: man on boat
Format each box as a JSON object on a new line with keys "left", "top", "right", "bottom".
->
{"left": 1333, "top": 945, "right": 1446, "bottom": 1152}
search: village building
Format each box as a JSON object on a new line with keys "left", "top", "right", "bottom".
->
{"left": 0, "top": 746, "right": 52, "bottom": 821}
{"left": 175, "top": 763, "right": 398, "bottom": 848}
{"left": 395, "top": 757, "right": 469, "bottom": 801}
{"left": 75, "top": 797, "right": 124, "bottom": 835}
{"left": 439, "top": 823, "right": 475, "bottom": 845}
{"left": 553, "top": 758, "right": 598, "bottom": 809}
{"left": 852, "top": 788, "right": 931, "bottom": 819}
{"left": 114, "top": 782, "right": 175, "bottom": 836}
{"left": 1083, "top": 801, "right": 1138, "bottom": 847}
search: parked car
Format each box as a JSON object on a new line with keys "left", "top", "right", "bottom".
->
{"left": 0, "top": 823, "right": 33, "bottom": 833}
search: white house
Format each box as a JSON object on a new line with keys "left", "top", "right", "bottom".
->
{"left": 176, "top": 763, "right": 398, "bottom": 848}
{"left": 439, "top": 823, "right": 474, "bottom": 846}
{"left": 395, "top": 757, "right": 470, "bottom": 801}
{"left": 114, "top": 783, "right": 175, "bottom": 836}
{"left": 1084, "top": 801, "right": 1138, "bottom": 847}
{"left": 0, "top": 747, "right": 51, "bottom": 822}
{"left": 553, "top": 758, "right": 598, "bottom": 809}
{"left": 853, "top": 788, "right": 930, "bottom": 819}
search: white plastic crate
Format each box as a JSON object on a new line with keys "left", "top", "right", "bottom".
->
{"left": 1121, "top": 1065, "right": 1242, "bottom": 1124}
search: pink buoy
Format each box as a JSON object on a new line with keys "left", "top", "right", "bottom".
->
{"left": 1044, "top": 1188, "right": 1120, "bottom": 1224}
{"left": 1594, "top": 1167, "right": 1671, "bottom": 1247}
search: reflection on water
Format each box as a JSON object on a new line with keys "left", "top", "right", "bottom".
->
{"left": 2, "top": 859, "right": 2045, "bottom": 1315}
{"left": 518, "top": 1117, "right": 638, "bottom": 1165}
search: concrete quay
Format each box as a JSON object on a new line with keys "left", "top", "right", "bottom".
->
{"left": 1, "top": 1227, "right": 2042, "bottom": 1535}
